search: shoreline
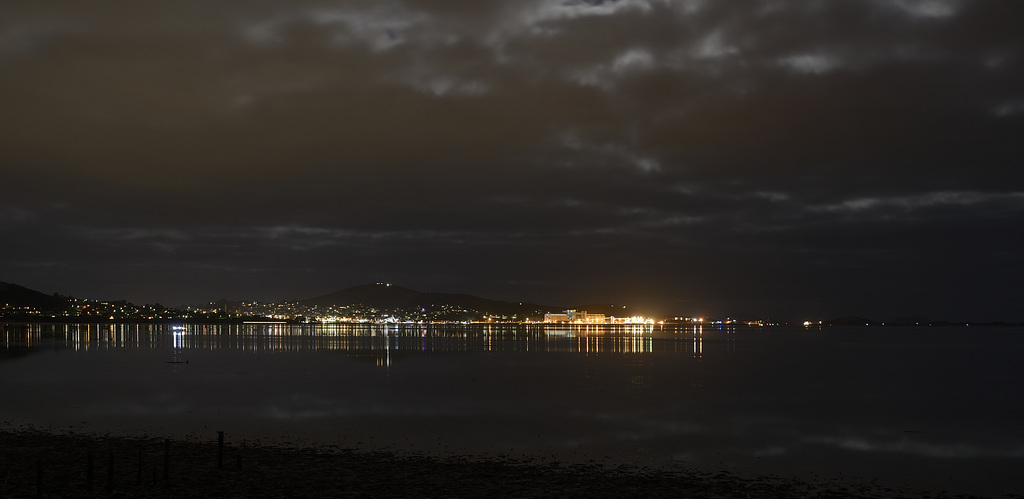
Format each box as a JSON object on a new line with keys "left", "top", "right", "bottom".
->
{"left": 0, "top": 428, "right": 995, "bottom": 498}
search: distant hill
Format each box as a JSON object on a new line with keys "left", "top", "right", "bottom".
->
{"left": 301, "top": 283, "right": 563, "bottom": 319}
{"left": 886, "top": 316, "right": 932, "bottom": 326}
{"left": 823, "top": 316, "right": 884, "bottom": 327}
{"left": 0, "top": 281, "right": 67, "bottom": 310}
{"left": 575, "top": 303, "right": 634, "bottom": 317}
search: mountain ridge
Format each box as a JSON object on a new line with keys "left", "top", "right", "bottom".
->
{"left": 3, "top": 280, "right": 1020, "bottom": 325}
{"left": 0, "top": 281, "right": 66, "bottom": 310}
{"left": 300, "top": 283, "right": 564, "bottom": 319}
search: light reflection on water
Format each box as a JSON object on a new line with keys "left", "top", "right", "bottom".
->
{"left": 2, "top": 322, "right": 691, "bottom": 356}
{"left": 1, "top": 322, "right": 1023, "bottom": 495}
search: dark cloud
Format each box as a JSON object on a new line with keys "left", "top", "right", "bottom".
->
{"left": 1, "top": 0, "right": 1022, "bottom": 320}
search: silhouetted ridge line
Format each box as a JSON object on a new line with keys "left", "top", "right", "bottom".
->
{"left": 300, "top": 283, "right": 562, "bottom": 317}
{"left": 0, "top": 281, "right": 65, "bottom": 310}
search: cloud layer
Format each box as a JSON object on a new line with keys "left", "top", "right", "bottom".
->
{"left": 1, "top": 0, "right": 1022, "bottom": 319}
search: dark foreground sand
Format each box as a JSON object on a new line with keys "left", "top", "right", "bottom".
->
{"left": 0, "top": 429, "right": 1002, "bottom": 498}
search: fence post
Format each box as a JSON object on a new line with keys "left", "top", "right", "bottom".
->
{"left": 107, "top": 450, "right": 114, "bottom": 492}
{"left": 35, "top": 459, "right": 42, "bottom": 499}
{"left": 87, "top": 449, "right": 95, "bottom": 494}
{"left": 218, "top": 431, "right": 225, "bottom": 469}
{"left": 163, "top": 439, "right": 170, "bottom": 481}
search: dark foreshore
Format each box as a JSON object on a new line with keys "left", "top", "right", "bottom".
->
{"left": 0, "top": 429, "right": 1004, "bottom": 498}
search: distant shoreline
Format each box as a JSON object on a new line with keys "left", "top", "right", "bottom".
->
{"left": 5, "top": 281, "right": 1023, "bottom": 328}
{"left": 3, "top": 318, "right": 1023, "bottom": 327}
{"left": 0, "top": 428, "right": 960, "bottom": 498}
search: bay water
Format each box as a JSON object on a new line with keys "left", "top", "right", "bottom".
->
{"left": 2, "top": 323, "right": 1022, "bottom": 495}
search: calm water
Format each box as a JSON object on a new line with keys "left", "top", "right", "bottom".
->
{"left": 2, "top": 323, "right": 1022, "bottom": 495}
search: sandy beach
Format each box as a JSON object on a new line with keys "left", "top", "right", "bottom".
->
{"left": 0, "top": 428, "right": 1001, "bottom": 498}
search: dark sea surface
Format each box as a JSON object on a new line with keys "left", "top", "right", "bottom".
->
{"left": 2, "top": 323, "right": 1022, "bottom": 496}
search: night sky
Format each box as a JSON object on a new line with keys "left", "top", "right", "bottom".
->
{"left": 2, "top": 0, "right": 1022, "bottom": 321}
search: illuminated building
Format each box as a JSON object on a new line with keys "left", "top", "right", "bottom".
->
{"left": 543, "top": 310, "right": 619, "bottom": 324}
{"left": 544, "top": 312, "right": 570, "bottom": 323}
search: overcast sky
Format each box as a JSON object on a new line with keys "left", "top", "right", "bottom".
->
{"left": 2, "top": 0, "right": 1022, "bottom": 320}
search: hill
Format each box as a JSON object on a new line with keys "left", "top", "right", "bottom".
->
{"left": 301, "top": 283, "right": 563, "bottom": 320}
{"left": 823, "top": 316, "right": 884, "bottom": 327}
{"left": 575, "top": 303, "right": 635, "bottom": 318}
{"left": 0, "top": 281, "right": 66, "bottom": 310}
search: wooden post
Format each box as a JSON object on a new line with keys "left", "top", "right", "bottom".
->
{"left": 35, "top": 459, "right": 42, "bottom": 499}
{"left": 163, "top": 439, "right": 170, "bottom": 480}
{"left": 218, "top": 431, "right": 225, "bottom": 469}
{"left": 107, "top": 450, "right": 114, "bottom": 492}
{"left": 87, "top": 450, "right": 95, "bottom": 494}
